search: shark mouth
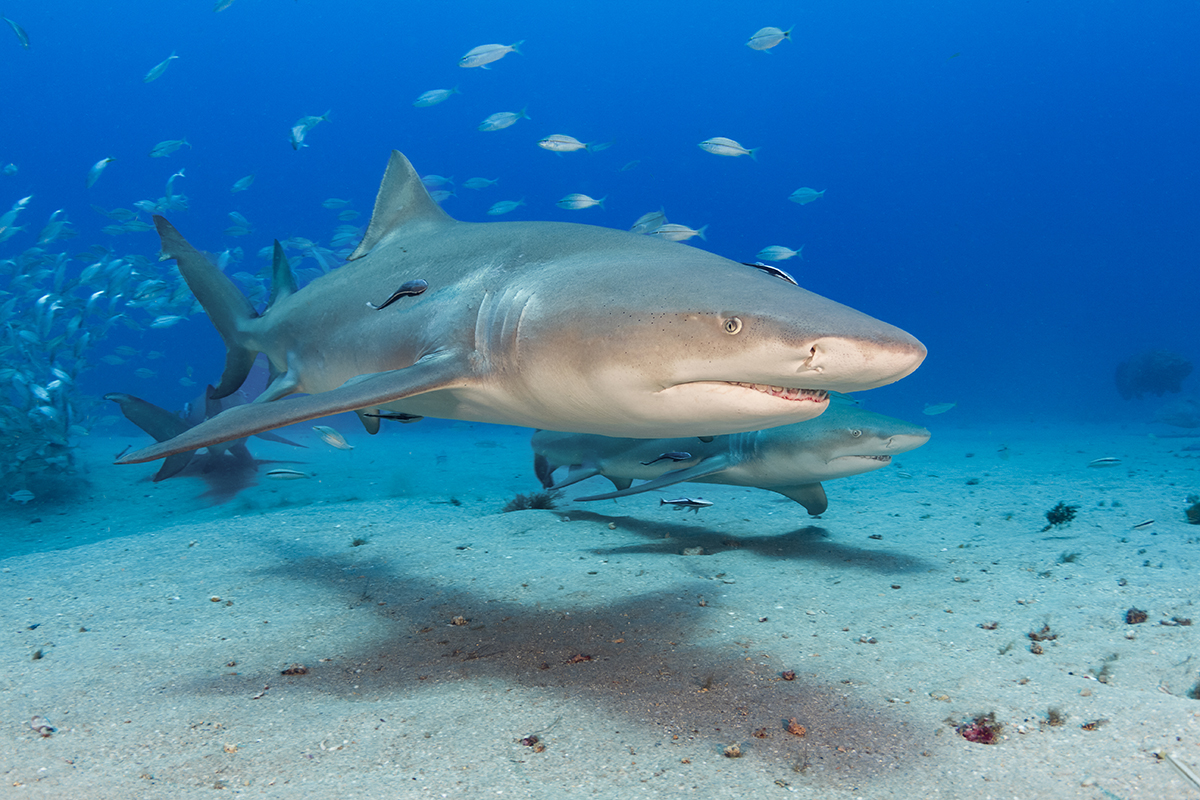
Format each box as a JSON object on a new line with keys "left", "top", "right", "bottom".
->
{"left": 729, "top": 383, "right": 829, "bottom": 403}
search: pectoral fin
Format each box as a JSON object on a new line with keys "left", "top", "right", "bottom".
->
{"left": 574, "top": 455, "right": 733, "bottom": 501}
{"left": 772, "top": 483, "right": 828, "bottom": 515}
{"left": 117, "top": 354, "right": 468, "bottom": 464}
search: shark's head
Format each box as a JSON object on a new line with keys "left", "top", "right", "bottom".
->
{"left": 759, "top": 403, "right": 932, "bottom": 482}
{"left": 511, "top": 239, "right": 927, "bottom": 438}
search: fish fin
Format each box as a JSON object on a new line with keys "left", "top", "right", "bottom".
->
{"left": 748, "top": 148, "right": 759, "bottom": 161}
{"left": 549, "top": 464, "right": 602, "bottom": 490}
{"left": 574, "top": 455, "right": 733, "bottom": 501}
{"left": 772, "top": 483, "right": 827, "bottom": 515}
{"left": 348, "top": 151, "right": 454, "bottom": 261}
{"left": 533, "top": 454, "right": 555, "bottom": 488}
{"left": 355, "top": 409, "right": 380, "bottom": 434}
{"left": 610, "top": 478, "right": 633, "bottom": 491}
{"left": 253, "top": 430, "right": 307, "bottom": 448}
{"left": 116, "top": 353, "right": 470, "bottom": 464}
{"left": 154, "top": 216, "right": 259, "bottom": 399}
{"left": 105, "top": 392, "right": 190, "bottom": 441}
{"left": 510, "top": 39, "right": 524, "bottom": 54}
{"left": 153, "top": 452, "right": 196, "bottom": 482}
{"left": 695, "top": 224, "right": 708, "bottom": 241}
{"left": 268, "top": 240, "right": 297, "bottom": 307}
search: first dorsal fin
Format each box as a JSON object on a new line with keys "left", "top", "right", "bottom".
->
{"left": 348, "top": 150, "right": 454, "bottom": 261}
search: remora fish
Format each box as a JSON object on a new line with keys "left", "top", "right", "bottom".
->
{"left": 532, "top": 402, "right": 931, "bottom": 515}
{"left": 116, "top": 150, "right": 925, "bottom": 466}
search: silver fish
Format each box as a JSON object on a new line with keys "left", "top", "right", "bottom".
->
{"left": 789, "top": 187, "right": 825, "bottom": 205}
{"left": 698, "top": 137, "right": 759, "bottom": 159}
{"left": 630, "top": 209, "right": 667, "bottom": 234}
{"left": 746, "top": 26, "right": 793, "bottom": 51}
{"left": 231, "top": 174, "right": 255, "bottom": 193}
{"left": 463, "top": 177, "right": 499, "bottom": 190}
{"left": 459, "top": 41, "right": 524, "bottom": 69}
{"left": 413, "top": 86, "right": 460, "bottom": 107}
{"left": 150, "top": 138, "right": 190, "bottom": 157}
{"left": 144, "top": 51, "right": 178, "bottom": 83}
{"left": 756, "top": 245, "right": 803, "bottom": 261}
{"left": 650, "top": 223, "right": 707, "bottom": 242}
{"left": 3, "top": 15, "right": 29, "bottom": 49}
{"left": 922, "top": 402, "right": 956, "bottom": 416}
{"left": 86, "top": 157, "right": 115, "bottom": 188}
{"left": 313, "top": 425, "right": 354, "bottom": 450}
{"left": 487, "top": 198, "right": 526, "bottom": 215}
{"left": 538, "top": 134, "right": 591, "bottom": 153}
{"left": 478, "top": 108, "right": 530, "bottom": 132}
{"left": 556, "top": 193, "right": 605, "bottom": 210}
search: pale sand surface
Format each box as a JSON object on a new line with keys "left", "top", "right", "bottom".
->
{"left": 2, "top": 416, "right": 1199, "bottom": 799}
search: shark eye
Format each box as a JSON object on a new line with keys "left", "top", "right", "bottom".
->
{"left": 723, "top": 317, "right": 743, "bottom": 335}
{"left": 848, "top": 428, "right": 862, "bottom": 437}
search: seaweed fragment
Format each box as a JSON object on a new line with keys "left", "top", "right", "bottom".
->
{"left": 1041, "top": 501, "right": 1078, "bottom": 531}
{"left": 502, "top": 490, "right": 561, "bottom": 512}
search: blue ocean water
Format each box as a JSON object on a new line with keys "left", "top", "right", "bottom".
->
{"left": 2, "top": 0, "right": 1197, "bottom": 474}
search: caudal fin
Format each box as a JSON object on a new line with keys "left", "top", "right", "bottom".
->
{"left": 154, "top": 215, "right": 258, "bottom": 399}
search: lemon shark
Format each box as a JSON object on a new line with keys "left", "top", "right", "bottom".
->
{"left": 532, "top": 403, "right": 931, "bottom": 515}
{"left": 118, "top": 150, "right": 925, "bottom": 466}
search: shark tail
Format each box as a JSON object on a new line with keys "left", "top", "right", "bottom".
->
{"left": 154, "top": 215, "right": 261, "bottom": 399}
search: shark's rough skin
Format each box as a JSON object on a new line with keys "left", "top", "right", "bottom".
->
{"left": 118, "top": 150, "right": 925, "bottom": 465}
{"left": 532, "top": 403, "right": 931, "bottom": 515}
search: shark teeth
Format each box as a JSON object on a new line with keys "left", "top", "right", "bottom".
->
{"left": 730, "top": 383, "right": 829, "bottom": 403}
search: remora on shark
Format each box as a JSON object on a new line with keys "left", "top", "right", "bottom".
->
{"left": 532, "top": 402, "right": 931, "bottom": 515}
{"left": 118, "top": 150, "right": 925, "bottom": 466}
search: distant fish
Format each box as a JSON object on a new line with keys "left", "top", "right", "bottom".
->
{"left": 487, "top": 198, "right": 526, "bottom": 215}
{"left": 478, "top": 108, "right": 530, "bottom": 131}
{"left": 459, "top": 40, "right": 524, "bottom": 69}
{"left": 922, "top": 402, "right": 956, "bottom": 416}
{"left": 134, "top": 368, "right": 157, "bottom": 379}
{"left": 150, "top": 138, "right": 190, "bottom": 157}
{"left": 557, "top": 192, "right": 605, "bottom": 210}
{"left": 619, "top": 160, "right": 640, "bottom": 172}
{"left": 698, "top": 137, "right": 759, "bottom": 159}
{"left": 2, "top": 163, "right": 16, "bottom": 175}
{"left": 3, "top": 15, "right": 29, "bottom": 49}
{"left": 337, "top": 209, "right": 360, "bottom": 220}
{"left": 313, "top": 425, "right": 354, "bottom": 450}
{"left": 214, "top": 0, "right": 238, "bottom": 10}
{"left": 150, "top": 314, "right": 186, "bottom": 329}
{"left": 630, "top": 209, "right": 667, "bottom": 234}
{"left": 230, "top": 174, "right": 255, "bottom": 193}
{"left": 266, "top": 468, "right": 310, "bottom": 480}
{"left": 789, "top": 187, "right": 825, "bottom": 205}
{"left": 537, "top": 134, "right": 591, "bottom": 153}
{"left": 7, "top": 489, "right": 34, "bottom": 504}
{"left": 86, "top": 157, "right": 115, "bottom": 188}
{"left": 1087, "top": 457, "right": 1121, "bottom": 468}
{"left": 421, "top": 174, "right": 455, "bottom": 188}
{"left": 428, "top": 189, "right": 455, "bottom": 203}
{"left": 322, "top": 198, "right": 351, "bottom": 208}
{"left": 756, "top": 245, "right": 803, "bottom": 262}
{"left": 746, "top": 25, "right": 793, "bottom": 51}
{"left": 144, "top": 51, "right": 178, "bottom": 83}
{"left": 413, "top": 86, "right": 460, "bottom": 107}
{"left": 650, "top": 223, "right": 707, "bottom": 242}
{"left": 1132, "top": 519, "right": 1155, "bottom": 530}
{"left": 661, "top": 497, "right": 713, "bottom": 513}
{"left": 463, "top": 177, "right": 499, "bottom": 190}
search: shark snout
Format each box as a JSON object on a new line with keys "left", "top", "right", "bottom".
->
{"left": 799, "top": 333, "right": 927, "bottom": 391}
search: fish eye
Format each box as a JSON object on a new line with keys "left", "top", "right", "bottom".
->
{"left": 848, "top": 428, "right": 862, "bottom": 437}
{"left": 723, "top": 317, "right": 743, "bottom": 335}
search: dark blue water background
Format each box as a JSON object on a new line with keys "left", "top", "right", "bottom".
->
{"left": 3, "top": 0, "right": 1197, "bottom": 426}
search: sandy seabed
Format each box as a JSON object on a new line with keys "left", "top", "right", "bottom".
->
{"left": 2, "top": 415, "right": 1199, "bottom": 799}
